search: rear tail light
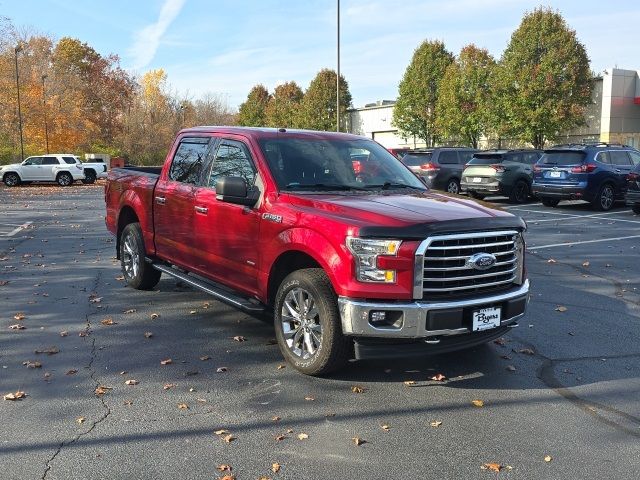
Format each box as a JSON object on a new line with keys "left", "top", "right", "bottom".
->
{"left": 352, "top": 160, "right": 362, "bottom": 174}
{"left": 490, "top": 164, "right": 505, "bottom": 173}
{"left": 627, "top": 172, "right": 639, "bottom": 182}
{"left": 533, "top": 165, "right": 542, "bottom": 173}
{"left": 420, "top": 162, "right": 439, "bottom": 172}
{"left": 570, "top": 163, "right": 597, "bottom": 173}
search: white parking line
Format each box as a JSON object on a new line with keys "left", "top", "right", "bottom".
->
{"left": 3, "top": 221, "right": 32, "bottom": 237}
{"left": 529, "top": 212, "right": 640, "bottom": 224}
{"left": 528, "top": 234, "right": 640, "bottom": 250}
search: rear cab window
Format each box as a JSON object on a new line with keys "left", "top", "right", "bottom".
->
{"left": 468, "top": 154, "right": 505, "bottom": 165}
{"left": 540, "top": 151, "right": 586, "bottom": 166}
{"left": 168, "top": 137, "right": 212, "bottom": 185}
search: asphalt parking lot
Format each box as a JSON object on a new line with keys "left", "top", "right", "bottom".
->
{"left": 1, "top": 184, "right": 639, "bottom": 480}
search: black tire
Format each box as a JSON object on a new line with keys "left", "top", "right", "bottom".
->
{"left": 56, "top": 172, "right": 73, "bottom": 186}
{"left": 541, "top": 198, "right": 560, "bottom": 207}
{"left": 3, "top": 172, "right": 20, "bottom": 187}
{"left": 468, "top": 191, "right": 486, "bottom": 200}
{"left": 119, "top": 223, "right": 161, "bottom": 290}
{"left": 274, "top": 268, "right": 350, "bottom": 376}
{"left": 633, "top": 203, "right": 640, "bottom": 215}
{"left": 592, "top": 183, "right": 615, "bottom": 211}
{"left": 82, "top": 170, "right": 97, "bottom": 184}
{"left": 509, "top": 180, "right": 529, "bottom": 204}
{"left": 445, "top": 178, "right": 460, "bottom": 194}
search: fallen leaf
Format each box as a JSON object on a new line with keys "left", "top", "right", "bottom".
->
{"left": 100, "top": 318, "right": 116, "bottom": 326}
{"left": 23, "top": 361, "right": 41, "bottom": 368}
{"left": 150, "top": 313, "right": 159, "bottom": 319}
{"left": 13, "top": 312, "right": 26, "bottom": 321}
{"left": 325, "top": 412, "right": 336, "bottom": 417}
{"left": 506, "top": 365, "right": 517, "bottom": 372}
{"left": 493, "top": 337, "right": 506, "bottom": 346}
{"left": 430, "top": 373, "right": 447, "bottom": 381}
{"left": 9, "top": 324, "right": 26, "bottom": 330}
{"left": 78, "top": 331, "right": 89, "bottom": 337}
{"left": 482, "top": 463, "right": 503, "bottom": 473}
{"left": 304, "top": 396, "right": 315, "bottom": 401}
{"left": 200, "top": 355, "right": 211, "bottom": 361}
{"left": 403, "top": 380, "right": 416, "bottom": 386}
{"left": 35, "top": 346, "right": 59, "bottom": 355}
{"left": 189, "top": 310, "right": 197, "bottom": 315}
{"left": 216, "top": 367, "right": 228, "bottom": 373}
{"left": 95, "top": 386, "right": 112, "bottom": 396}
{"left": 472, "top": 399, "right": 484, "bottom": 407}
{"left": 216, "top": 465, "right": 232, "bottom": 472}
{"left": 582, "top": 261, "right": 590, "bottom": 267}
{"left": 274, "top": 434, "right": 287, "bottom": 441}
{"left": 286, "top": 429, "right": 294, "bottom": 434}
{"left": 44, "top": 372, "right": 52, "bottom": 379}
{"left": 214, "top": 429, "right": 229, "bottom": 435}
{"left": 271, "top": 463, "right": 281, "bottom": 473}
{"left": 3, "top": 391, "right": 26, "bottom": 401}
{"left": 547, "top": 258, "right": 557, "bottom": 264}
{"left": 223, "top": 434, "right": 236, "bottom": 443}
{"left": 144, "top": 331, "right": 153, "bottom": 338}
{"left": 177, "top": 403, "right": 189, "bottom": 410}
{"left": 233, "top": 335, "right": 246, "bottom": 342}
{"left": 89, "top": 297, "right": 102, "bottom": 304}
{"left": 555, "top": 306, "right": 568, "bottom": 312}
{"left": 76, "top": 416, "right": 85, "bottom": 424}
{"left": 605, "top": 263, "right": 612, "bottom": 268}
{"left": 352, "top": 437, "right": 366, "bottom": 446}
{"left": 430, "top": 421, "right": 442, "bottom": 427}
{"left": 160, "top": 358, "right": 173, "bottom": 365}
{"left": 119, "top": 371, "right": 127, "bottom": 375}
{"left": 544, "top": 455, "right": 552, "bottom": 462}
{"left": 351, "top": 385, "right": 366, "bottom": 393}
{"left": 66, "top": 369, "right": 78, "bottom": 375}
{"left": 123, "top": 400, "right": 133, "bottom": 406}
{"left": 124, "top": 379, "right": 139, "bottom": 385}
{"left": 380, "top": 424, "right": 390, "bottom": 432}
{"left": 220, "top": 476, "right": 235, "bottom": 480}
{"left": 59, "top": 331, "right": 68, "bottom": 337}
{"left": 272, "top": 416, "right": 281, "bottom": 422}
{"left": 276, "top": 364, "right": 286, "bottom": 370}
{"left": 258, "top": 477, "right": 271, "bottom": 480}
{"left": 196, "top": 398, "right": 207, "bottom": 403}
{"left": 115, "top": 275, "right": 125, "bottom": 281}
{"left": 163, "top": 383, "right": 177, "bottom": 390}
{"left": 517, "top": 348, "right": 535, "bottom": 355}
{"left": 0, "top": 280, "right": 9, "bottom": 286}
{"left": 500, "top": 355, "right": 511, "bottom": 360}
{"left": 297, "top": 433, "right": 308, "bottom": 440}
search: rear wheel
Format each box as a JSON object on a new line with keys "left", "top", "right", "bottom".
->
{"left": 592, "top": 183, "right": 615, "bottom": 211}
{"left": 446, "top": 178, "right": 460, "bottom": 194}
{"left": 509, "top": 180, "right": 529, "bottom": 204}
{"left": 274, "top": 268, "right": 350, "bottom": 376}
{"left": 3, "top": 172, "right": 20, "bottom": 187}
{"left": 56, "top": 172, "right": 73, "bottom": 186}
{"left": 119, "top": 223, "right": 161, "bottom": 290}
{"left": 541, "top": 198, "right": 560, "bottom": 207}
{"left": 82, "top": 170, "right": 97, "bottom": 184}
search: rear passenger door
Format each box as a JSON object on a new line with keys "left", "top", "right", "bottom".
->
{"left": 41, "top": 157, "right": 60, "bottom": 181}
{"left": 610, "top": 151, "right": 633, "bottom": 193}
{"left": 154, "top": 136, "right": 214, "bottom": 269}
{"left": 437, "top": 150, "right": 460, "bottom": 187}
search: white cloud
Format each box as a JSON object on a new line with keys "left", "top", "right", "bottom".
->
{"left": 127, "top": 0, "right": 186, "bottom": 70}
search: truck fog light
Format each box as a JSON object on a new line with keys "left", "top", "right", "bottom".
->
{"left": 371, "top": 311, "right": 386, "bottom": 322}
{"left": 369, "top": 310, "right": 403, "bottom": 329}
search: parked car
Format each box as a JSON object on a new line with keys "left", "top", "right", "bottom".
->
{"left": 78, "top": 157, "right": 109, "bottom": 184}
{"left": 105, "top": 127, "right": 529, "bottom": 376}
{"left": 625, "top": 163, "right": 640, "bottom": 214}
{"left": 401, "top": 147, "right": 478, "bottom": 194}
{"left": 532, "top": 143, "right": 640, "bottom": 210}
{"left": 0, "top": 154, "right": 84, "bottom": 186}
{"left": 461, "top": 149, "right": 542, "bottom": 203}
{"left": 388, "top": 147, "right": 410, "bottom": 160}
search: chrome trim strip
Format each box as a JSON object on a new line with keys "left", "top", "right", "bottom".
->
{"left": 423, "top": 276, "right": 516, "bottom": 292}
{"left": 424, "top": 266, "right": 517, "bottom": 282}
{"left": 424, "top": 258, "right": 516, "bottom": 272}
{"left": 426, "top": 240, "right": 515, "bottom": 250}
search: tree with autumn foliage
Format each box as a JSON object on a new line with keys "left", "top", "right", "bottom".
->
{"left": 493, "top": 7, "right": 592, "bottom": 148}
{"left": 298, "top": 69, "right": 351, "bottom": 132}
{"left": 265, "top": 81, "right": 303, "bottom": 128}
{"left": 435, "top": 45, "right": 496, "bottom": 148}
{"left": 237, "top": 85, "right": 270, "bottom": 127}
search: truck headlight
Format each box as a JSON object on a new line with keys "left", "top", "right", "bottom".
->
{"left": 514, "top": 233, "right": 525, "bottom": 285}
{"left": 346, "top": 237, "right": 401, "bottom": 283}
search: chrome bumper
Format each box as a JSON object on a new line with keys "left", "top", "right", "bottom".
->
{"left": 338, "top": 280, "right": 529, "bottom": 339}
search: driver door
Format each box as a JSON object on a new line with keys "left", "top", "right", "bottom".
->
{"left": 21, "top": 157, "right": 43, "bottom": 180}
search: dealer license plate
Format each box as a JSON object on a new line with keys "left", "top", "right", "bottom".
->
{"left": 472, "top": 307, "right": 501, "bottom": 331}
{"left": 549, "top": 171, "right": 562, "bottom": 178}
{"left": 473, "top": 177, "right": 483, "bottom": 183}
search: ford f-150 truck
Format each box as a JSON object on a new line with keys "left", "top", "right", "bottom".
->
{"left": 105, "top": 127, "right": 529, "bottom": 375}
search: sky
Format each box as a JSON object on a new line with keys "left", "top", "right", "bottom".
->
{"left": 2, "top": 0, "right": 639, "bottom": 110}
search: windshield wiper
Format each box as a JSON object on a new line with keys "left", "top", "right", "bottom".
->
{"left": 284, "top": 183, "right": 368, "bottom": 191}
{"left": 364, "top": 182, "right": 423, "bottom": 190}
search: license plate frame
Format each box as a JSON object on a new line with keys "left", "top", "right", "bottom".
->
{"left": 472, "top": 177, "right": 483, "bottom": 183}
{"left": 549, "top": 171, "right": 562, "bottom": 178}
{"left": 472, "top": 307, "right": 502, "bottom": 331}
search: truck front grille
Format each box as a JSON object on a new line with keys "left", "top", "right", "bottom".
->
{"left": 415, "top": 230, "right": 523, "bottom": 299}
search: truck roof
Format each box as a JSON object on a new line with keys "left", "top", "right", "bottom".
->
{"left": 179, "top": 126, "right": 366, "bottom": 141}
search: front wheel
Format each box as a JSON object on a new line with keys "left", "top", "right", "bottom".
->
{"left": 541, "top": 198, "right": 560, "bottom": 207}
{"left": 3, "top": 173, "right": 20, "bottom": 187}
{"left": 446, "top": 178, "right": 460, "bottom": 194}
{"left": 57, "top": 172, "right": 73, "bottom": 186}
{"left": 592, "top": 183, "right": 615, "bottom": 211}
{"left": 119, "top": 223, "right": 161, "bottom": 290}
{"left": 509, "top": 180, "right": 529, "bottom": 204}
{"left": 274, "top": 269, "right": 350, "bottom": 376}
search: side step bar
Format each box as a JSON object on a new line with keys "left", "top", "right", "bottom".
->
{"left": 151, "top": 262, "right": 265, "bottom": 313}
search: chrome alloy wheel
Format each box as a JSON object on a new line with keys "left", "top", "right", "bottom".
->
{"left": 122, "top": 231, "right": 140, "bottom": 280}
{"left": 600, "top": 185, "right": 614, "bottom": 210}
{"left": 447, "top": 180, "right": 460, "bottom": 194}
{"left": 281, "top": 287, "right": 322, "bottom": 359}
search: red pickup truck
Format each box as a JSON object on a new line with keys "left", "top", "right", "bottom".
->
{"left": 105, "top": 127, "right": 529, "bottom": 375}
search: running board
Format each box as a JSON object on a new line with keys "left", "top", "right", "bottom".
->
{"left": 151, "top": 262, "right": 265, "bottom": 313}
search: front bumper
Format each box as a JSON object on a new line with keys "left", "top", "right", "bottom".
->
{"left": 338, "top": 279, "right": 529, "bottom": 339}
{"left": 461, "top": 180, "right": 501, "bottom": 194}
{"left": 532, "top": 183, "right": 587, "bottom": 200}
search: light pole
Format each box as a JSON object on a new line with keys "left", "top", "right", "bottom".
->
{"left": 180, "top": 104, "right": 186, "bottom": 127}
{"left": 336, "top": 0, "right": 340, "bottom": 132}
{"left": 41, "top": 74, "right": 49, "bottom": 154}
{"left": 14, "top": 44, "right": 25, "bottom": 161}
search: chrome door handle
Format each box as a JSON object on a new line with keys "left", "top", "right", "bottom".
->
{"left": 614, "top": 169, "right": 621, "bottom": 173}
{"left": 155, "top": 196, "right": 166, "bottom": 205}
{"left": 194, "top": 206, "right": 208, "bottom": 214}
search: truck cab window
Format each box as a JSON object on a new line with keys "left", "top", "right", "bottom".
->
{"left": 208, "top": 141, "right": 256, "bottom": 188}
{"left": 168, "top": 137, "right": 211, "bottom": 184}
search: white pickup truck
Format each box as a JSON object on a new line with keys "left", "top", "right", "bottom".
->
{"left": 0, "top": 154, "right": 88, "bottom": 186}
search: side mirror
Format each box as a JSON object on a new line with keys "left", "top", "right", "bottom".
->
{"left": 215, "top": 176, "right": 259, "bottom": 207}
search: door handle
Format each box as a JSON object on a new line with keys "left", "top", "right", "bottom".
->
{"left": 614, "top": 169, "right": 621, "bottom": 173}
{"left": 194, "top": 206, "right": 208, "bottom": 214}
{"left": 155, "top": 196, "right": 166, "bottom": 205}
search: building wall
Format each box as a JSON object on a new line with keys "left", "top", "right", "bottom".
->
{"left": 600, "top": 68, "right": 640, "bottom": 147}
{"left": 348, "top": 103, "right": 427, "bottom": 149}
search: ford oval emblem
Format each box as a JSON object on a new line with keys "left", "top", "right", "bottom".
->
{"left": 468, "top": 253, "right": 497, "bottom": 271}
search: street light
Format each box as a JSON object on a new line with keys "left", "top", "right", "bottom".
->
{"left": 336, "top": 0, "right": 340, "bottom": 132}
{"left": 14, "top": 44, "right": 25, "bottom": 161}
{"left": 180, "top": 103, "right": 186, "bottom": 127}
{"left": 41, "top": 74, "right": 49, "bottom": 154}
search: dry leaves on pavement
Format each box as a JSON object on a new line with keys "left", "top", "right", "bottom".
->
{"left": 216, "top": 367, "right": 228, "bottom": 373}
{"left": 352, "top": 437, "right": 366, "bottom": 446}
{"left": 482, "top": 463, "right": 503, "bottom": 472}
{"left": 232, "top": 335, "right": 246, "bottom": 342}
{"left": 124, "top": 379, "right": 139, "bottom": 385}
{"left": 23, "top": 361, "right": 41, "bottom": 368}
{"left": 9, "top": 324, "right": 26, "bottom": 330}
{"left": 223, "top": 434, "right": 236, "bottom": 443}
{"left": 430, "top": 421, "right": 442, "bottom": 427}
{"left": 160, "top": 358, "right": 173, "bottom": 365}
{"left": 297, "top": 433, "right": 308, "bottom": 440}
{"left": 430, "top": 373, "right": 447, "bottom": 381}
{"left": 545, "top": 455, "right": 553, "bottom": 462}
{"left": 403, "top": 380, "right": 416, "bottom": 386}
{"left": 177, "top": 403, "right": 189, "bottom": 410}
{"left": 35, "top": 346, "right": 59, "bottom": 355}
{"left": 95, "top": 386, "right": 112, "bottom": 396}
{"left": 163, "top": 383, "right": 177, "bottom": 390}
{"left": 472, "top": 399, "right": 485, "bottom": 407}
{"left": 4, "top": 391, "right": 26, "bottom": 401}
{"left": 351, "top": 385, "right": 366, "bottom": 393}
{"left": 555, "top": 306, "right": 568, "bottom": 312}
{"left": 216, "top": 465, "right": 232, "bottom": 472}
{"left": 100, "top": 318, "right": 116, "bottom": 326}
{"left": 517, "top": 348, "right": 535, "bottom": 355}
{"left": 66, "top": 369, "right": 78, "bottom": 375}
{"left": 144, "top": 331, "right": 153, "bottom": 338}
{"left": 13, "top": 312, "right": 26, "bottom": 321}
{"left": 271, "top": 463, "right": 281, "bottom": 473}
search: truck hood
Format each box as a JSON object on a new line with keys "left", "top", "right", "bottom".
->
{"left": 284, "top": 190, "right": 519, "bottom": 236}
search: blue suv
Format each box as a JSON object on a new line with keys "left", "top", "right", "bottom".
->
{"left": 532, "top": 143, "right": 640, "bottom": 210}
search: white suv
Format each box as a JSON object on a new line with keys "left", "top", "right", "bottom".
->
{"left": 0, "top": 154, "right": 85, "bottom": 187}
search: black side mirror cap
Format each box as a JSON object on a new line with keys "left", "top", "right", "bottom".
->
{"left": 215, "top": 176, "right": 259, "bottom": 207}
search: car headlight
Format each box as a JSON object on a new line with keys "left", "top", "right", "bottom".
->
{"left": 346, "top": 237, "right": 401, "bottom": 283}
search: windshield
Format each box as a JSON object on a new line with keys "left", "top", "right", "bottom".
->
{"left": 402, "top": 153, "right": 432, "bottom": 167}
{"left": 258, "top": 136, "right": 426, "bottom": 192}
{"left": 468, "top": 154, "right": 505, "bottom": 165}
{"left": 540, "top": 151, "right": 586, "bottom": 165}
